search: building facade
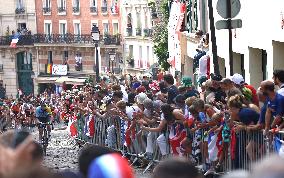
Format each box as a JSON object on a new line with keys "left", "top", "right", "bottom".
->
{"left": 121, "top": 0, "right": 157, "bottom": 75}
{"left": 0, "top": 0, "right": 123, "bottom": 97}
{"left": 0, "top": 0, "right": 36, "bottom": 97}
{"left": 185, "top": 0, "right": 284, "bottom": 88}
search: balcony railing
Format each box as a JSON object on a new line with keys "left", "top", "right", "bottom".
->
{"left": 0, "top": 34, "right": 121, "bottom": 46}
{"left": 43, "top": 7, "right": 51, "bottom": 13}
{"left": 15, "top": 7, "right": 25, "bottom": 14}
{"left": 73, "top": 6, "right": 79, "bottom": 13}
{"left": 0, "top": 64, "right": 3, "bottom": 72}
{"left": 126, "top": 27, "right": 133, "bottom": 36}
{"left": 136, "top": 28, "right": 142, "bottom": 36}
{"left": 58, "top": 7, "right": 66, "bottom": 13}
{"left": 143, "top": 28, "right": 153, "bottom": 37}
{"left": 90, "top": 6, "right": 97, "bottom": 13}
{"left": 101, "top": 7, "right": 108, "bottom": 13}
{"left": 103, "top": 34, "right": 121, "bottom": 45}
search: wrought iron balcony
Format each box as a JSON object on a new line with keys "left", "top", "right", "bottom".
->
{"left": 43, "top": 7, "right": 51, "bottom": 13}
{"left": 73, "top": 6, "right": 80, "bottom": 13}
{"left": 15, "top": 7, "right": 25, "bottom": 14}
{"left": 58, "top": 7, "right": 66, "bottom": 13}
{"left": 143, "top": 28, "right": 153, "bottom": 37}
{"left": 0, "top": 34, "right": 122, "bottom": 46}
{"left": 0, "top": 35, "right": 34, "bottom": 46}
{"left": 103, "top": 34, "right": 121, "bottom": 45}
{"left": 90, "top": 6, "right": 97, "bottom": 13}
{"left": 101, "top": 6, "right": 108, "bottom": 13}
{"left": 126, "top": 27, "right": 133, "bottom": 36}
{"left": 136, "top": 28, "right": 142, "bottom": 36}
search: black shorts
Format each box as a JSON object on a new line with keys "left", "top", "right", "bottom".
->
{"left": 37, "top": 117, "right": 50, "bottom": 123}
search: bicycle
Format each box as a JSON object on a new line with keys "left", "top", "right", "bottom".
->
{"left": 38, "top": 122, "right": 52, "bottom": 156}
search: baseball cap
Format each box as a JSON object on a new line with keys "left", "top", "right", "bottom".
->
{"left": 182, "top": 77, "right": 192, "bottom": 87}
{"left": 231, "top": 73, "right": 244, "bottom": 85}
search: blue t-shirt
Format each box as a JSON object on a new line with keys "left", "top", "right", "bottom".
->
{"left": 258, "top": 101, "right": 268, "bottom": 124}
{"left": 267, "top": 93, "right": 284, "bottom": 117}
{"left": 238, "top": 108, "right": 259, "bottom": 125}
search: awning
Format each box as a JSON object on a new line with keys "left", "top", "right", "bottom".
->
{"left": 36, "top": 77, "right": 60, "bottom": 84}
{"left": 55, "top": 76, "right": 87, "bottom": 86}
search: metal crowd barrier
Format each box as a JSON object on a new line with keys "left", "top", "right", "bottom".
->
{"left": 70, "top": 115, "right": 284, "bottom": 174}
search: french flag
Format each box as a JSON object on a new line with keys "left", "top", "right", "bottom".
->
{"left": 10, "top": 36, "right": 19, "bottom": 48}
{"left": 84, "top": 114, "right": 95, "bottom": 138}
{"left": 208, "top": 132, "right": 219, "bottom": 161}
{"left": 274, "top": 136, "right": 284, "bottom": 157}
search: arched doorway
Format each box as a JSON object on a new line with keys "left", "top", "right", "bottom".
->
{"left": 17, "top": 51, "right": 34, "bottom": 95}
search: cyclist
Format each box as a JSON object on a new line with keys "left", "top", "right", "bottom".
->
{"left": 35, "top": 102, "right": 51, "bottom": 141}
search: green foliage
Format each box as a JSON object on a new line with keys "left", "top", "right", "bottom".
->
{"left": 152, "top": 0, "right": 171, "bottom": 71}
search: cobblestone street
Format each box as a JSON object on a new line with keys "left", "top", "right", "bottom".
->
{"left": 41, "top": 125, "right": 150, "bottom": 178}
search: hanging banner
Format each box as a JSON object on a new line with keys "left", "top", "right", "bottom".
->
{"left": 168, "top": 0, "right": 186, "bottom": 73}
{"left": 52, "top": 65, "right": 68, "bottom": 75}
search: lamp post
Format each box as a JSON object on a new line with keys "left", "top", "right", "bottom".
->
{"left": 109, "top": 52, "right": 115, "bottom": 74}
{"left": 91, "top": 25, "right": 100, "bottom": 83}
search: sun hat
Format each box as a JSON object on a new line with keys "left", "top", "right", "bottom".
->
{"left": 231, "top": 73, "right": 244, "bottom": 85}
{"left": 88, "top": 153, "right": 134, "bottom": 178}
{"left": 135, "top": 92, "right": 149, "bottom": 105}
{"left": 182, "top": 77, "right": 192, "bottom": 87}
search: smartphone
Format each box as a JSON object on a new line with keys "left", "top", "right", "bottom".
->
{"left": 11, "top": 130, "right": 30, "bottom": 149}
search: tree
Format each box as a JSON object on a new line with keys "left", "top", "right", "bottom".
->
{"left": 152, "top": 0, "right": 171, "bottom": 70}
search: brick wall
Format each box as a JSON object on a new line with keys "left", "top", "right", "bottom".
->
{"left": 36, "top": 0, "right": 121, "bottom": 34}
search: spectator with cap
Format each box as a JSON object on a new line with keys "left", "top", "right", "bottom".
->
{"left": 273, "top": 69, "right": 284, "bottom": 96}
{"left": 231, "top": 73, "right": 259, "bottom": 106}
{"left": 182, "top": 77, "right": 199, "bottom": 99}
{"left": 210, "top": 73, "right": 226, "bottom": 104}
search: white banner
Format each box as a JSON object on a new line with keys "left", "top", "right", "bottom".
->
{"left": 52, "top": 65, "right": 68, "bottom": 75}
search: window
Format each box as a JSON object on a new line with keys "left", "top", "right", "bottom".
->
{"left": 17, "top": 0, "right": 24, "bottom": 8}
{"left": 136, "top": 12, "right": 141, "bottom": 28}
{"left": 111, "top": 0, "right": 118, "bottom": 14}
{"left": 91, "top": 0, "right": 97, "bottom": 7}
{"left": 91, "top": 21, "right": 98, "bottom": 29}
{"left": 74, "top": 23, "right": 81, "bottom": 35}
{"left": 73, "top": 0, "right": 80, "bottom": 13}
{"left": 139, "top": 46, "right": 142, "bottom": 68}
{"left": 102, "top": 0, "right": 107, "bottom": 7}
{"left": 146, "top": 46, "right": 150, "bottom": 67}
{"left": 58, "top": 0, "right": 66, "bottom": 12}
{"left": 129, "top": 45, "right": 133, "bottom": 57}
{"left": 187, "top": 0, "right": 198, "bottom": 32}
{"left": 44, "top": 22, "right": 52, "bottom": 35}
{"left": 48, "top": 51, "right": 53, "bottom": 64}
{"left": 63, "top": 51, "right": 68, "bottom": 64}
{"left": 59, "top": 22, "right": 67, "bottom": 35}
{"left": 43, "top": 0, "right": 51, "bottom": 8}
{"left": 103, "top": 23, "right": 109, "bottom": 35}
{"left": 113, "top": 23, "right": 118, "bottom": 35}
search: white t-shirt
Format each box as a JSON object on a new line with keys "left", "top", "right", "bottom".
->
{"left": 277, "top": 84, "right": 284, "bottom": 96}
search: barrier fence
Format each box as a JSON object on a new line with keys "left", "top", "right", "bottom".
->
{"left": 69, "top": 114, "right": 284, "bottom": 174}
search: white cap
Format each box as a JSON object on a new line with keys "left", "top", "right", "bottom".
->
{"left": 231, "top": 73, "right": 244, "bottom": 85}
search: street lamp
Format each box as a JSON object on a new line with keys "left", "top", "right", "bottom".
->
{"left": 109, "top": 53, "right": 116, "bottom": 74}
{"left": 91, "top": 25, "right": 100, "bottom": 83}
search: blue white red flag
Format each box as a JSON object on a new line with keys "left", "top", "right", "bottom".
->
{"left": 274, "top": 136, "right": 284, "bottom": 157}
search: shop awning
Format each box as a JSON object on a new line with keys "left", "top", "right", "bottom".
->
{"left": 55, "top": 76, "right": 87, "bottom": 86}
{"left": 36, "top": 77, "right": 60, "bottom": 84}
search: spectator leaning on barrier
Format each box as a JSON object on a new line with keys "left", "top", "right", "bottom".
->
{"left": 273, "top": 69, "right": 284, "bottom": 96}
{"left": 261, "top": 80, "right": 284, "bottom": 133}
